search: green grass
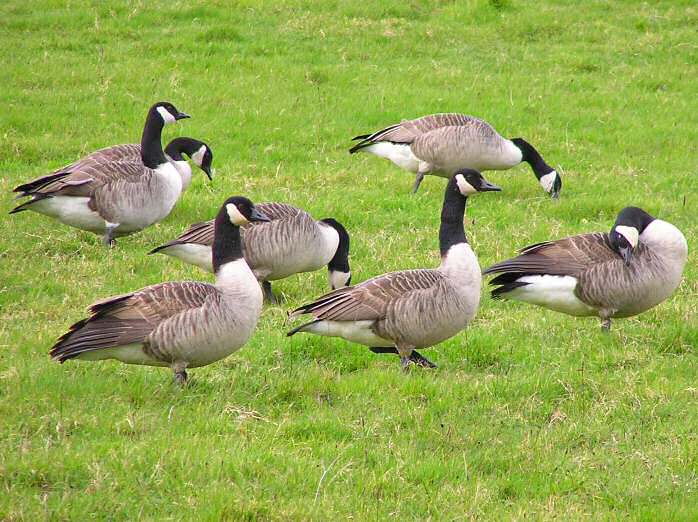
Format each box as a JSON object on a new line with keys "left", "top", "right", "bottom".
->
{"left": 1, "top": 0, "right": 697, "bottom": 519}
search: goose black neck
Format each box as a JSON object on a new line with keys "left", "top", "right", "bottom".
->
{"left": 212, "top": 211, "right": 243, "bottom": 273}
{"left": 140, "top": 108, "right": 168, "bottom": 169}
{"left": 511, "top": 138, "right": 554, "bottom": 179}
{"left": 439, "top": 180, "right": 468, "bottom": 257}
{"left": 165, "top": 137, "right": 198, "bottom": 162}
{"left": 321, "top": 218, "right": 350, "bottom": 272}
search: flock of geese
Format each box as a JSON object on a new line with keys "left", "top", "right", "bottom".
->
{"left": 11, "top": 101, "right": 688, "bottom": 382}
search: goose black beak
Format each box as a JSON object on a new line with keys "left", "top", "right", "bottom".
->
{"left": 550, "top": 176, "right": 562, "bottom": 199}
{"left": 203, "top": 165, "right": 213, "bottom": 181}
{"left": 175, "top": 112, "right": 191, "bottom": 120}
{"left": 479, "top": 180, "right": 502, "bottom": 192}
{"left": 619, "top": 245, "right": 633, "bottom": 266}
{"left": 249, "top": 208, "right": 270, "bottom": 223}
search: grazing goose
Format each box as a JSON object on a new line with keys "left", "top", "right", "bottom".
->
{"left": 13, "top": 137, "right": 213, "bottom": 197}
{"left": 163, "top": 137, "right": 214, "bottom": 190}
{"left": 149, "top": 202, "right": 351, "bottom": 304}
{"left": 483, "top": 207, "right": 688, "bottom": 331}
{"left": 49, "top": 196, "right": 269, "bottom": 384}
{"left": 350, "top": 113, "right": 561, "bottom": 197}
{"left": 287, "top": 170, "right": 501, "bottom": 370}
{"left": 11, "top": 101, "right": 191, "bottom": 246}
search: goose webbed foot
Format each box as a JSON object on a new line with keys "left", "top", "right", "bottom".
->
{"left": 409, "top": 350, "right": 437, "bottom": 368}
{"left": 262, "top": 281, "right": 277, "bottom": 305}
{"left": 601, "top": 318, "right": 612, "bottom": 332}
{"left": 400, "top": 355, "right": 412, "bottom": 372}
{"left": 411, "top": 173, "right": 425, "bottom": 194}
{"left": 369, "top": 347, "right": 436, "bottom": 368}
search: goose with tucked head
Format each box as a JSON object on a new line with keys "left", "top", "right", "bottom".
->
{"left": 484, "top": 206, "right": 688, "bottom": 331}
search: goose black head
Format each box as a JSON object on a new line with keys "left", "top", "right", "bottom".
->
{"left": 192, "top": 144, "right": 214, "bottom": 180}
{"left": 609, "top": 206, "right": 655, "bottom": 265}
{"left": 320, "top": 218, "right": 352, "bottom": 289}
{"left": 152, "top": 101, "right": 190, "bottom": 125}
{"left": 165, "top": 138, "right": 214, "bottom": 180}
{"left": 224, "top": 196, "right": 270, "bottom": 226}
{"left": 453, "top": 169, "right": 502, "bottom": 196}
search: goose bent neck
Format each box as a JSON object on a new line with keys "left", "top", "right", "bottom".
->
{"left": 511, "top": 138, "right": 554, "bottom": 179}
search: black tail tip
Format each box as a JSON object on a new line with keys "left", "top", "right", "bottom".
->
{"left": 348, "top": 142, "right": 369, "bottom": 154}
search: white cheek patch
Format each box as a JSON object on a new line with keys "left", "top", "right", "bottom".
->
{"left": 328, "top": 271, "right": 351, "bottom": 290}
{"left": 615, "top": 225, "right": 639, "bottom": 248}
{"left": 156, "top": 106, "right": 176, "bottom": 125}
{"left": 455, "top": 174, "right": 476, "bottom": 195}
{"left": 539, "top": 171, "right": 557, "bottom": 193}
{"left": 190, "top": 145, "right": 207, "bottom": 167}
{"left": 226, "top": 203, "right": 249, "bottom": 226}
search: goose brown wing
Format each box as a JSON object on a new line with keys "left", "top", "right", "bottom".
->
{"left": 16, "top": 159, "right": 149, "bottom": 199}
{"left": 151, "top": 202, "right": 302, "bottom": 253}
{"left": 14, "top": 144, "right": 141, "bottom": 195}
{"left": 150, "top": 220, "right": 215, "bottom": 253}
{"left": 350, "top": 114, "right": 496, "bottom": 154}
{"left": 483, "top": 233, "right": 616, "bottom": 279}
{"left": 290, "top": 269, "right": 445, "bottom": 321}
{"left": 254, "top": 202, "right": 303, "bottom": 221}
{"left": 50, "top": 282, "right": 217, "bottom": 362}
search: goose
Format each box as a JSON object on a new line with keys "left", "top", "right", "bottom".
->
{"left": 49, "top": 196, "right": 270, "bottom": 384}
{"left": 11, "top": 101, "right": 191, "bottom": 246}
{"left": 287, "top": 170, "right": 501, "bottom": 370}
{"left": 483, "top": 207, "right": 688, "bottom": 331}
{"left": 13, "top": 137, "right": 213, "bottom": 197}
{"left": 149, "top": 202, "right": 351, "bottom": 304}
{"left": 350, "top": 113, "right": 561, "bottom": 197}
{"left": 163, "top": 137, "right": 214, "bottom": 191}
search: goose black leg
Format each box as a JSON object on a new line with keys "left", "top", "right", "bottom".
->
{"left": 601, "top": 318, "right": 612, "bottom": 332}
{"left": 262, "top": 281, "right": 277, "bottom": 304}
{"left": 412, "top": 173, "right": 425, "bottom": 194}
{"left": 369, "top": 347, "right": 437, "bottom": 368}
{"left": 174, "top": 368, "right": 188, "bottom": 386}
{"left": 103, "top": 224, "right": 117, "bottom": 248}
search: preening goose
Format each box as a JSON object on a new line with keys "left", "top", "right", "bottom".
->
{"left": 11, "top": 102, "right": 191, "bottom": 246}
{"left": 483, "top": 207, "right": 688, "bottom": 331}
{"left": 49, "top": 196, "right": 269, "bottom": 384}
{"left": 287, "top": 170, "right": 501, "bottom": 370}
{"left": 350, "top": 113, "right": 561, "bottom": 197}
{"left": 149, "top": 202, "right": 351, "bottom": 303}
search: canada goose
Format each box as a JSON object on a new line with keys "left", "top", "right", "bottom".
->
{"left": 149, "top": 202, "right": 351, "bottom": 304}
{"left": 13, "top": 137, "right": 213, "bottom": 197}
{"left": 483, "top": 207, "right": 688, "bottom": 331}
{"left": 287, "top": 170, "right": 501, "bottom": 369}
{"left": 11, "top": 101, "right": 191, "bottom": 246}
{"left": 164, "top": 137, "right": 214, "bottom": 190}
{"left": 49, "top": 196, "right": 270, "bottom": 384}
{"left": 350, "top": 113, "right": 561, "bottom": 197}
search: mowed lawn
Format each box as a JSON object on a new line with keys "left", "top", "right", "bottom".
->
{"left": 1, "top": 0, "right": 697, "bottom": 519}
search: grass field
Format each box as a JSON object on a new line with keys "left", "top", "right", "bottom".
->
{"left": 1, "top": 0, "right": 697, "bottom": 519}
